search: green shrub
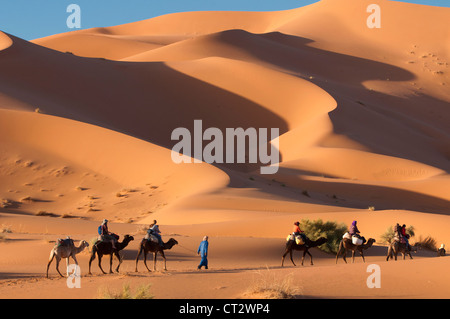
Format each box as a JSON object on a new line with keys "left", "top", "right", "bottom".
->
{"left": 301, "top": 219, "right": 348, "bottom": 254}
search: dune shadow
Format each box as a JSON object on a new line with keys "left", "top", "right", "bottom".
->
{"left": 274, "top": 166, "right": 450, "bottom": 214}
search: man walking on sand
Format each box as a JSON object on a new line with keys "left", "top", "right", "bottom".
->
{"left": 197, "top": 236, "right": 209, "bottom": 270}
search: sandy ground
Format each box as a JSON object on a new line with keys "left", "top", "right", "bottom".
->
{"left": 1, "top": 0, "right": 450, "bottom": 300}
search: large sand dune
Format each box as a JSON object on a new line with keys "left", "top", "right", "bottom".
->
{"left": 1, "top": 0, "right": 450, "bottom": 299}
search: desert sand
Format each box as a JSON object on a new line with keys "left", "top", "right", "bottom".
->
{"left": 1, "top": 0, "right": 450, "bottom": 300}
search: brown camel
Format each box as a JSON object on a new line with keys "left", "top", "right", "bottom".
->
{"left": 88, "top": 235, "right": 134, "bottom": 275}
{"left": 335, "top": 238, "right": 376, "bottom": 263}
{"left": 46, "top": 239, "right": 89, "bottom": 278}
{"left": 281, "top": 237, "right": 328, "bottom": 267}
{"left": 135, "top": 237, "right": 178, "bottom": 272}
{"left": 386, "top": 241, "right": 420, "bottom": 261}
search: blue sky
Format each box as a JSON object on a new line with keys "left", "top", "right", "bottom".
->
{"left": 0, "top": 0, "right": 448, "bottom": 40}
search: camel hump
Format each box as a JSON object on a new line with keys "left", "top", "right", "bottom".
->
{"left": 57, "top": 238, "right": 74, "bottom": 247}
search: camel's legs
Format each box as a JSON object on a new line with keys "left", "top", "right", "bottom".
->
{"left": 359, "top": 250, "right": 366, "bottom": 263}
{"left": 55, "top": 256, "right": 64, "bottom": 278}
{"left": 65, "top": 257, "right": 71, "bottom": 276}
{"left": 342, "top": 249, "right": 348, "bottom": 264}
{"left": 135, "top": 245, "right": 142, "bottom": 272}
{"left": 98, "top": 254, "right": 106, "bottom": 274}
{"left": 335, "top": 247, "right": 342, "bottom": 264}
{"left": 109, "top": 254, "right": 114, "bottom": 273}
{"left": 47, "top": 252, "right": 55, "bottom": 278}
{"left": 306, "top": 250, "right": 313, "bottom": 265}
{"left": 115, "top": 251, "right": 122, "bottom": 272}
{"left": 153, "top": 252, "right": 158, "bottom": 271}
{"left": 281, "top": 250, "right": 288, "bottom": 267}
{"left": 143, "top": 251, "right": 151, "bottom": 272}
{"left": 71, "top": 255, "right": 79, "bottom": 266}
{"left": 160, "top": 251, "right": 167, "bottom": 271}
{"left": 352, "top": 250, "right": 356, "bottom": 263}
{"left": 88, "top": 253, "right": 96, "bottom": 275}
{"left": 288, "top": 250, "right": 296, "bottom": 266}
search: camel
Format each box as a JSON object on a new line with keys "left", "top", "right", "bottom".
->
{"left": 88, "top": 234, "right": 134, "bottom": 275}
{"left": 46, "top": 239, "right": 89, "bottom": 278}
{"left": 281, "top": 237, "right": 328, "bottom": 267}
{"left": 135, "top": 237, "right": 178, "bottom": 272}
{"left": 335, "top": 238, "right": 376, "bottom": 263}
{"left": 386, "top": 241, "right": 420, "bottom": 261}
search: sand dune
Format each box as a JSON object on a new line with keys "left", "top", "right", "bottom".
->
{"left": 1, "top": 0, "right": 450, "bottom": 299}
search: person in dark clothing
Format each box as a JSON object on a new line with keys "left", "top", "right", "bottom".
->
{"left": 99, "top": 219, "right": 118, "bottom": 249}
{"left": 400, "top": 224, "right": 411, "bottom": 251}
{"left": 349, "top": 220, "right": 366, "bottom": 244}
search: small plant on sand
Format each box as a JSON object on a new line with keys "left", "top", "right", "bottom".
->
{"left": 1, "top": 224, "right": 12, "bottom": 233}
{"left": 97, "top": 283, "right": 153, "bottom": 299}
{"left": 244, "top": 268, "right": 301, "bottom": 299}
{"left": 301, "top": 219, "right": 347, "bottom": 254}
{"left": 36, "top": 211, "right": 59, "bottom": 217}
{"left": 380, "top": 225, "right": 415, "bottom": 244}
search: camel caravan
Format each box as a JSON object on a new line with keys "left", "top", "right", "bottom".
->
{"left": 47, "top": 219, "right": 178, "bottom": 278}
{"left": 282, "top": 220, "right": 440, "bottom": 267}
{"left": 46, "top": 218, "right": 442, "bottom": 278}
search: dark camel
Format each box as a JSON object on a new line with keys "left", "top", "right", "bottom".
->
{"left": 281, "top": 237, "right": 328, "bottom": 267}
{"left": 335, "top": 238, "right": 376, "bottom": 263}
{"left": 135, "top": 238, "right": 178, "bottom": 272}
{"left": 88, "top": 234, "right": 134, "bottom": 275}
{"left": 386, "top": 241, "right": 420, "bottom": 261}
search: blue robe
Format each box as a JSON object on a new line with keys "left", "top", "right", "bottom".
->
{"left": 197, "top": 240, "right": 209, "bottom": 268}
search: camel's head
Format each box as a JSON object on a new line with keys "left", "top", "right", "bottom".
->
{"left": 81, "top": 240, "right": 89, "bottom": 248}
{"left": 317, "top": 237, "right": 328, "bottom": 245}
{"left": 123, "top": 235, "right": 134, "bottom": 242}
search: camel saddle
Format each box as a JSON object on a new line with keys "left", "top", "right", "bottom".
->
{"left": 286, "top": 234, "right": 305, "bottom": 245}
{"left": 145, "top": 234, "right": 159, "bottom": 244}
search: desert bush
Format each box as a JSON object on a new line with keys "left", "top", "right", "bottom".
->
{"left": 97, "top": 283, "right": 153, "bottom": 299}
{"left": 300, "top": 219, "right": 348, "bottom": 254}
{"left": 416, "top": 235, "right": 437, "bottom": 251}
{"left": 36, "top": 211, "right": 58, "bottom": 217}
{"left": 244, "top": 268, "right": 301, "bottom": 299}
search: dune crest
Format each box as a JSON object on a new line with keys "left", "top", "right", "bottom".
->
{"left": 0, "top": 31, "right": 13, "bottom": 51}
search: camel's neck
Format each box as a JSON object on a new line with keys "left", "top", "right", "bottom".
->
{"left": 363, "top": 242, "right": 374, "bottom": 249}
{"left": 308, "top": 239, "right": 325, "bottom": 247}
{"left": 118, "top": 240, "right": 131, "bottom": 249}
{"left": 74, "top": 243, "right": 86, "bottom": 254}
{"left": 163, "top": 242, "right": 175, "bottom": 250}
